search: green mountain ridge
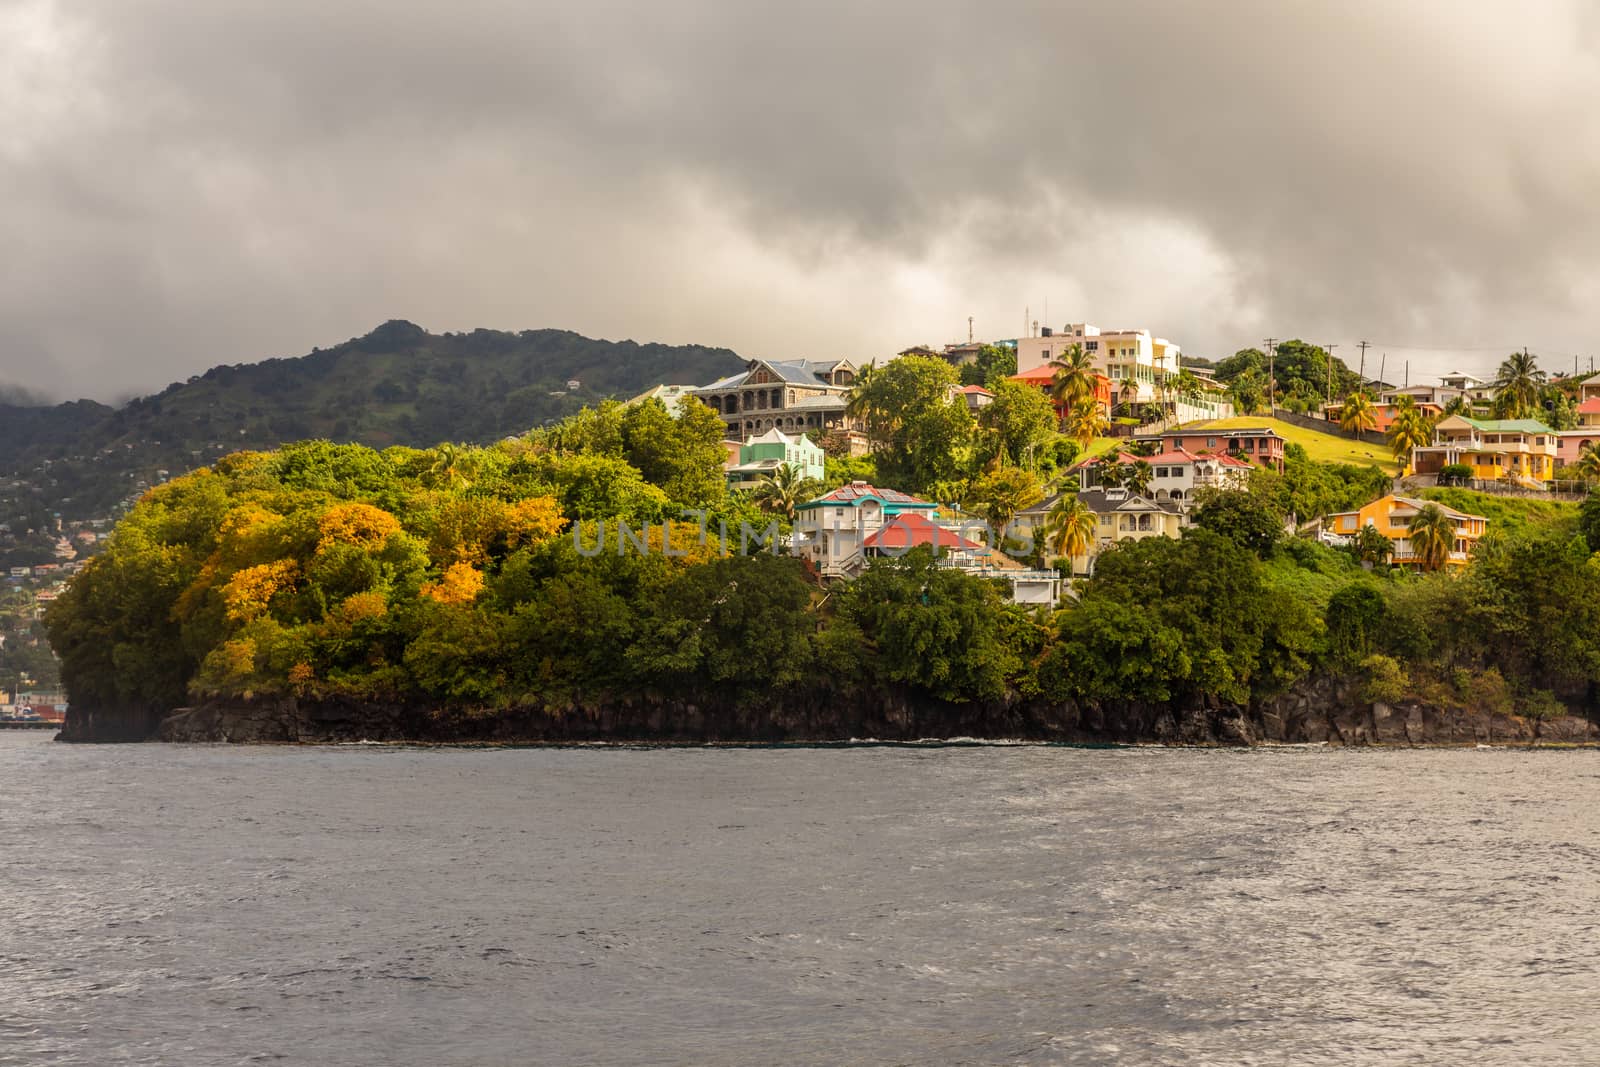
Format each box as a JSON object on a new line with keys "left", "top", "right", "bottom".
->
{"left": 0, "top": 320, "right": 744, "bottom": 549}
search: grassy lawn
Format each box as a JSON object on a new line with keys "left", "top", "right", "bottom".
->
{"left": 1182, "top": 416, "right": 1400, "bottom": 474}
{"left": 1415, "top": 487, "right": 1579, "bottom": 536}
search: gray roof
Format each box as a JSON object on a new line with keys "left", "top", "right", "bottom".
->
{"left": 1076, "top": 487, "right": 1183, "bottom": 516}
{"left": 694, "top": 358, "right": 852, "bottom": 394}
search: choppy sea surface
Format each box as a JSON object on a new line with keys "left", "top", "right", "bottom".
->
{"left": 3, "top": 732, "right": 1598, "bottom": 1066}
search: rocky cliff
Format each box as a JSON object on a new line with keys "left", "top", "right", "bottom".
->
{"left": 56, "top": 675, "right": 1600, "bottom": 746}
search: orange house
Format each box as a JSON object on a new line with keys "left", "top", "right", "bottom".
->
{"left": 1008, "top": 367, "right": 1112, "bottom": 420}
{"left": 1326, "top": 494, "right": 1487, "bottom": 569}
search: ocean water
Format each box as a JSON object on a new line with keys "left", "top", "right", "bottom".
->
{"left": 2, "top": 731, "right": 1597, "bottom": 1066}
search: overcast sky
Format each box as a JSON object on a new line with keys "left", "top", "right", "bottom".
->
{"left": 6, "top": 1, "right": 1600, "bottom": 402}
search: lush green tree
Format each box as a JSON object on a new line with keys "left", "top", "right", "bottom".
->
{"left": 1325, "top": 582, "right": 1388, "bottom": 665}
{"left": 969, "top": 467, "right": 1044, "bottom": 542}
{"left": 1387, "top": 395, "right": 1434, "bottom": 462}
{"left": 1043, "top": 493, "right": 1098, "bottom": 563}
{"left": 1543, "top": 387, "right": 1578, "bottom": 431}
{"left": 1353, "top": 522, "right": 1394, "bottom": 566}
{"left": 841, "top": 548, "right": 1020, "bottom": 703}
{"left": 1228, "top": 370, "right": 1266, "bottom": 415}
{"left": 958, "top": 344, "right": 1018, "bottom": 388}
{"left": 850, "top": 356, "right": 974, "bottom": 495}
{"left": 1574, "top": 444, "right": 1600, "bottom": 486}
{"left": 1122, "top": 459, "right": 1154, "bottom": 498}
{"left": 620, "top": 397, "right": 729, "bottom": 507}
{"left": 977, "top": 380, "right": 1057, "bottom": 469}
{"left": 1191, "top": 488, "right": 1282, "bottom": 556}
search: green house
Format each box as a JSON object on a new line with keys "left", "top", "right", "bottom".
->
{"left": 727, "top": 428, "right": 825, "bottom": 490}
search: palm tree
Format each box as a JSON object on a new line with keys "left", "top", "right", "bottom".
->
{"left": 844, "top": 362, "right": 888, "bottom": 445}
{"left": 427, "top": 443, "right": 475, "bottom": 490}
{"left": 1355, "top": 522, "right": 1393, "bottom": 566}
{"left": 752, "top": 463, "right": 816, "bottom": 522}
{"left": 1405, "top": 503, "right": 1455, "bottom": 572}
{"left": 1123, "top": 459, "right": 1154, "bottom": 497}
{"left": 972, "top": 467, "right": 1044, "bottom": 543}
{"left": 1048, "top": 343, "right": 1096, "bottom": 409}
{"left": 1043, "top": 493, "right": 1098, "bottom": 566}
{"left": 1173, "top": 369, "right": 1204, "bottom": 404}
{"left": 1063, "top": 395, "right": 1110, "bottom": 449}
{"left": 1575, "top": 441, "right": 1600, "bottom": 484}
{"left": 1387, "top": 395, "right": 1433, "bottom": 464}
{"left": 1440, "top": 394, "right": 1470, "bottom": 418}
{"left": 1492, "top": 350, "right": 1545, "bottom": 419}
{"left": 1117, "top": 381, "right": 1139, "bottom": 417}
{"left": 1095, "top": 457, "right": 1125, "bottom": 490}
{"left": 1339, "top": 391, "right": 1378, "bottom": 434}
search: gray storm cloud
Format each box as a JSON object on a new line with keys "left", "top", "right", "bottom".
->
{"left": 4, "top": 0, "right": 1600, "bottom": 400}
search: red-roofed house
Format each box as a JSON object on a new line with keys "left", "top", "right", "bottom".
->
{"left": 794, "top": 481, "right": 940, "bottom": 576}
{"left": 862, "top": 512, "right": 1062, "bottom": 606}
{"left": 1154, "top": 427, "right": 1287, "bottom": 473}
{"left": 1555, "top": 397, "right": 1600, "bottom": 465}
{"left": 956, "top": 384, "right": 995, "bottom": 413}
{"left": 1073, "top": 447, "right": 1251, "bottom": 503}
{"left": 863, "top": 512, "right": 986, "bottom": 554}
{"left": 1008, "top": 366, "right": 1113, "bottom": 420}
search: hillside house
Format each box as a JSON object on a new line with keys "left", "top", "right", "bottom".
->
{"left": 725, "top": 428, "right": 825, "bottom": 491}
{"left": 1017, "top": 487, "right": 1186, "bottom": 576}
{"left": 861, "top": 511, "right": 1062, "bottom": 607}
{"left": 1073, "top": 447, "right": 1252, "bottom": 504}
{"left": 794, "top": 482, "right": 940, "bottom": 577}
{"left": 1150, "top": 427, "right": 1287, "bottom": 473}
{"left": 694, "top": 358, "right": 859, "bottom": 441}
{"left": 1326, "top": 494, "right": 1487, "bottom": 569}
{"left": 1409, "top": 416, "right": 1557, "bottom": 487}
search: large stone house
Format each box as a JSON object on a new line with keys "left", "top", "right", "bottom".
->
{"left": 693, "top": 358, "right": 859, "bottom": 441}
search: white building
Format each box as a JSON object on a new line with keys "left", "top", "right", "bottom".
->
{"left": 1072, "top": 447, "right": 1253, "bottom": 505}
{"left": 1014, "top": 322, "right": 1182, "bottom": 405}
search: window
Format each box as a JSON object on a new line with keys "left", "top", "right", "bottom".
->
{"left": 1099, "top": 515, "right": 1111, "bottom": 527}
{"left": 1086, "top": 341, "right": 1098, "bottom": 351}
{"left": 1206, "top": 437, "right": 1217, "bottom": 449}
{"left": 1041, "top": 349, "right": 1051, "bottom": 360}
{"left": 1154, "top": 467, "right": 1167, "bottom": 478}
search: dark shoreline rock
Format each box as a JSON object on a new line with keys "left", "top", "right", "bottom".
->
{"left": 55, "top": 676, "right": 1600, "bottom": 747}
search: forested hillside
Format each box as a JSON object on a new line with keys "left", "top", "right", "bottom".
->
{"left": 0, "top": 322, "right": 742, "bottom": 546}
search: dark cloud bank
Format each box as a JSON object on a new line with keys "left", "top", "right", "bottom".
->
{"left": 5, "top": 0, "right": 1599, "bottom": 400}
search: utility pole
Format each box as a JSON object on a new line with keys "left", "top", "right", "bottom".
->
{"left": 1357, "top": 340, "right": 1371, "bottom": 386}
{"left": 1263, "top": 338, "right": 1278, "bottom": 412}
{"left": 1324, "top": 344, "right": 1339, "bottom": 403}
{"left": 968, "top": 316, "right": 974, "bottom": 344}
{"left": 1405, "top": 360, "right": 1410, "bottom": 388}
{"left": 1378, "top": 353, "right": 1387, "bottom": 392}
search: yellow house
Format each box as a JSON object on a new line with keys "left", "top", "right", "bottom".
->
{"left": 1327, "top": 494, "right": 1488, "bottom": 569}
{"left": 1409, "top": 416, "right": 1557, "bottom": 487}
{"left": 1058, "top": 487, "right": 1187, "bottom": 576}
